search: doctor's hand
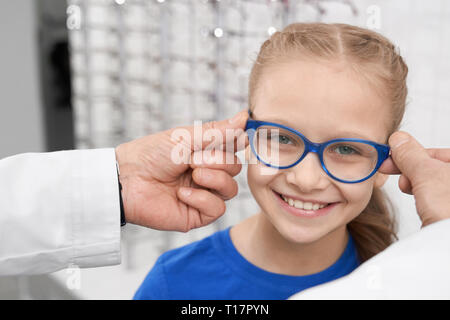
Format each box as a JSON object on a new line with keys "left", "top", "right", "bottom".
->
{"left": 379, "top": 131, "right": 450, "bottom": 227}
{"left": 114, "top": 110, "right": 248, "bottom": 232}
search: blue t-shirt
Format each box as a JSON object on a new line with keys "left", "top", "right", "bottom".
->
{"left": 133, "top": 227, "right": 360, "bottom": 300}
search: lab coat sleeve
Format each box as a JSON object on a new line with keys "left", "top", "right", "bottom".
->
{"left": 0, "top": 148, "right": 121, "bottom": 276}
{"left": 289, "top": 218, "right": 450, "bottom": 299}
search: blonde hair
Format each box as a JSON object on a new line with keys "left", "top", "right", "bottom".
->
{"left": 248, "top": 22, "right": 409, "bottom": 262}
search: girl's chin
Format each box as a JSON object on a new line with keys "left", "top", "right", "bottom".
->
{"left": 285, "top": 229, "right": 324, "bottom": 244}
{"left": 268, "top": 218, "right": 326, "bottom": 245}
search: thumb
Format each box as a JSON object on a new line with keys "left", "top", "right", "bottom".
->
{"left": 388, "top": 131, "right": 430, "bottom": 183}
{"left": 180, "top": 109, "right": 249, "bottom": 152}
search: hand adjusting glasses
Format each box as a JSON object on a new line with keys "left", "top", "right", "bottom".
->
{"left": 245, "top": 110, "right": 390, "bottom": 183}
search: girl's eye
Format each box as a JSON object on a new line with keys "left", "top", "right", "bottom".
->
{"left": 333, "top": 145, "right": 359, "bottom": 155}
{"left": 268, "top": 134, "right": 293, "bottom": 145}
{"left": 277, "top": 135, "right": 292, "bottom": 145}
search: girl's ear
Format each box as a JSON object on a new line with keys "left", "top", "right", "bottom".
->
{"left": 374, "top": 172, "right": 389, "bottom": 188}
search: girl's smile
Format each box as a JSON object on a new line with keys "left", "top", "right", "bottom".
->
{"left": 272, "top": 189, "right": 340, "bottom": 218}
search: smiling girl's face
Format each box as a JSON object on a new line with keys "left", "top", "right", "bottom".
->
{"left": 246, "top": 58, "right": 391, "bottom": 244}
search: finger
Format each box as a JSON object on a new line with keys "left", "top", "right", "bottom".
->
{"left": 190, "top": 150, "right": 242, "bottom": 177}
{"left": 201, "top": 109, "right": 249, "bottom": 150}
{"left": 388, "top": 131, "right": 430, "bottom": 183}
{"left": 398, "top": 174, "right": 413, "bottom": 195}
{"left": 192, "top": 168, "right": 239, "bottom": 200}
{"left": 427, "top": 148, "right": 450, "bottom": 162}
{"left": 177, "top": 187, "right": 226, "bottom": 225}
{"left": 170, "top": 109, "right": 250, "bottom": 153}
{"left": 379, "top": 148, "right": 450, "bottom": 175}
{"left": 225, "top": 129, "right": 249, "bottom": 153}
{"left": 378, "top": 157, "right": 401, "bottom": 174}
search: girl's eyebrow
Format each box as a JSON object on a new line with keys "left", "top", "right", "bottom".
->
{"left": 251, "top": 114, "right": 375, "bottom": 142}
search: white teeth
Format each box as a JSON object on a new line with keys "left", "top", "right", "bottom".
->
{"left": 303, "top": 202, "right": 313, "bottom": 210}
{"left": 281, "top": 195, "right": 327, "bottom": 211}
{"left": 294, "top": 200, "right": 303, "bottom": 209}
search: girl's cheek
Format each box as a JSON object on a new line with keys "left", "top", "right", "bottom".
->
{"left": 340, "top": 182, "right": 374, "bottom": 215}
{"left": 246, "top": 145, "right": 285, "bottom": 184}
{"left": 248, "top": 164, "right": 271, "bottom": 187}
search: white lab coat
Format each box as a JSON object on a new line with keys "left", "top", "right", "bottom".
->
{"left": 0, "top": 149, "right": 121, "bottom": 276}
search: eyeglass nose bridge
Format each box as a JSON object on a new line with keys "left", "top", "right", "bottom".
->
{"left": 300, "top": 138, "right": 326, "bottom": 159}
{"left": 293, "top": 138, "right": 339, "bottom": 185}
{"left": 293, "top": 138, "right": 328, "bottom": 171}
{"left": 305, "top": 141, "right": 322, "bottom": 154}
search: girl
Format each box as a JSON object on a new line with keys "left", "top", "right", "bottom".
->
{"left": 133, "top": 22, "right": 408, "bottom": 300}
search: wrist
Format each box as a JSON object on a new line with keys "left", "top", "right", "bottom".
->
{"left": 115, "top": 144, "right": 129, "bottom": 227}
{"left": 115, "top": 144, "right": 126, "bottom": 179}
{"left": 115, "top": 142, "right": 139, "bottom": 226}
{"left": 115, "top": 142, "right": 137, "bottom": 181}
{"left": 115, "top": 160, "right": 126, "bottom": 227}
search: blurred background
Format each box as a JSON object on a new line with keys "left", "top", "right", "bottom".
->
{"left": 0, "top": 0, "right": 449, "bottom": 299}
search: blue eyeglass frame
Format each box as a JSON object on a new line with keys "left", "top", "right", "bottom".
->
{"left": 245, "top": 110, "right": 390, "bottom": 184}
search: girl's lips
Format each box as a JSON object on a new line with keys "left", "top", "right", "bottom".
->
{"left": 272, "top": 190, "right": 338, "bottom": 218}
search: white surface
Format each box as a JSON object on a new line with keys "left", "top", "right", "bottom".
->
{"left": 51, "top": 239, "right": 148, "bottom": 300}
{"left": 290, "top": 218, "right": 450, "bottom": 299}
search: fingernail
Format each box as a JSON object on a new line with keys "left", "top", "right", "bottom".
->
{"left": 179, "top": 187, "right": 192, "bottom": 197}
{"left": 228, "top": 110, "right": 244, "bottom": 124}
{"left": 390, "top": 132, "right": 410, "bottom": 149}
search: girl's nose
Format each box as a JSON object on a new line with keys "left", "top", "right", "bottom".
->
{"left": 285, "top": 152, "right": 329, "bottom": 192}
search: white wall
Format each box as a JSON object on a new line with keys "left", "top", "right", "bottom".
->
{"left": 0, "top": 0, "right": 45, "bottom": 159}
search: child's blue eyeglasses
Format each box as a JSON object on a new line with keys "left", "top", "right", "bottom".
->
{"left": 245, "top": 110, "right": 390, "bottom": 183}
